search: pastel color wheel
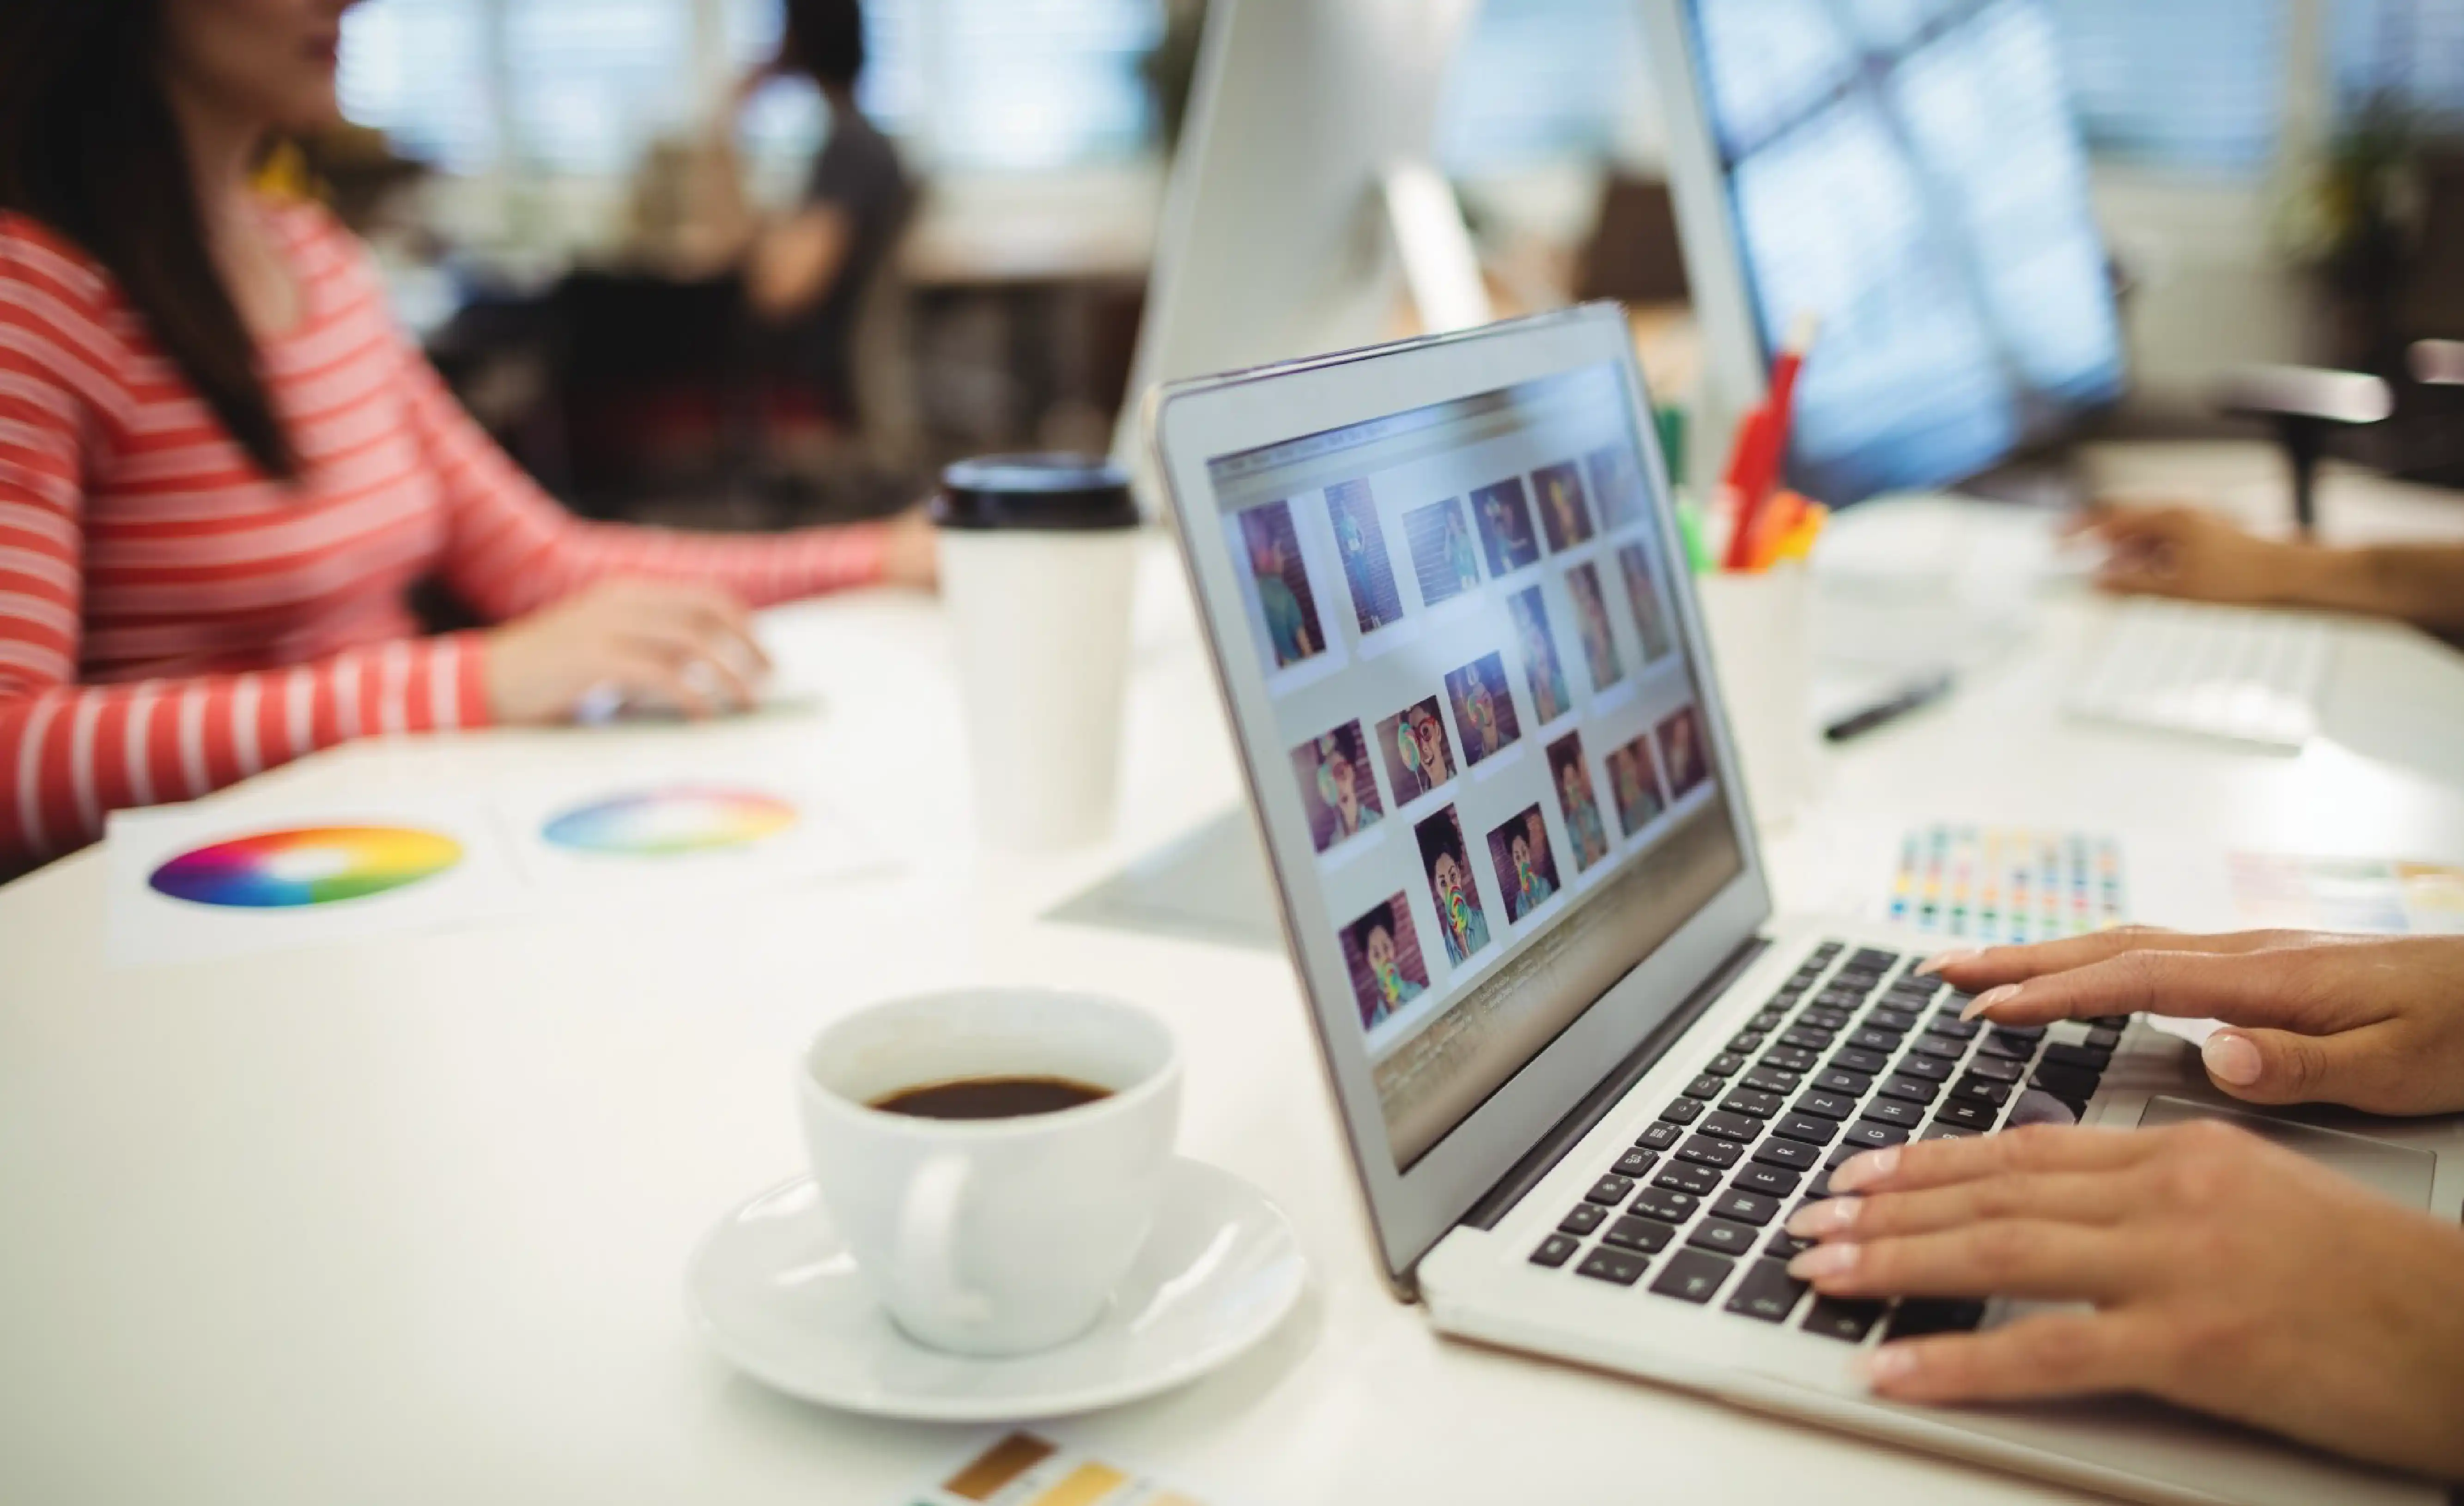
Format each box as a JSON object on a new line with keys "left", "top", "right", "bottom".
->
{"left": 149, "top": 826, "right": 463, "bottom": 909}
{"left": 542, "top": 788, "right": 797, "bottom": 856}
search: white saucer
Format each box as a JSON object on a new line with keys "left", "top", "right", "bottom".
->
{"left": 685, "top": 1157, "right": 1307, "bottom": 1421}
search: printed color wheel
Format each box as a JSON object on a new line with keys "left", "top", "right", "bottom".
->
{"left": 542, "top": 787, "right": 798, "bottom": 856}
{"left": 148, "top": 826, "right": 464, "bottom": 909}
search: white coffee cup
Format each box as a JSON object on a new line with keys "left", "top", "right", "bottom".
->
{"left": 933, "top": 455, "right": 1143, "bottom": 851}
{"left": 796, "top": 989, "right": 1181, "bottom": 1356}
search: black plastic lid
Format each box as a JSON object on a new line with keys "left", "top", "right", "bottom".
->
{"left": 931, "top": 454, "right": 1140, "bottom": 532}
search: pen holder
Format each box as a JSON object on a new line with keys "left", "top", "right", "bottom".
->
{"left": 1695, "top": 564, "right": 1821, "bottom": 830}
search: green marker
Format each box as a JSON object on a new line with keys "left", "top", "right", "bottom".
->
{"left": 1675, "top": 497, "right": 1713, "bottom": 576}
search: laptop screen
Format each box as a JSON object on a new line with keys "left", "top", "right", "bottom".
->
{"left": 1204, "top": 361, "right": 1745, "bottom": 1169}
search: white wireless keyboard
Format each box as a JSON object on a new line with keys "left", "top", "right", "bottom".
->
{"left": 2066, "top": 599, "right": 2333, "bottom": 753}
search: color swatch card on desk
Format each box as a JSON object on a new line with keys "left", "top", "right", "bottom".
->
{"left": 104, "top": 793, "right": 523, "bottom": 968}
{"left": 1877, "top": 823, "right": 2128, "bottom": 946}
{"left": 908, "top": 1432, "right": 1227, "bottom": 1506}
{"left": 492, "top": 772, "right": 889, "bottom": 906}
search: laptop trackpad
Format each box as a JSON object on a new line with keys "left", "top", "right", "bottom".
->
{"left": 2133, "top": 1097, "right": 2437, "bottom": 1209}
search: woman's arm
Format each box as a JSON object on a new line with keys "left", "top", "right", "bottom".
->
{"left": 2086, "top": 503, "right": 2464, "bottom": 634}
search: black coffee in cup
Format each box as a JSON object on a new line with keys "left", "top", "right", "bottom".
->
{"left": 870, "top": 1076, "right": 1112, "bottom": 1120}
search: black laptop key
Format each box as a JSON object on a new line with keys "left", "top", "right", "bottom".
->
{"left": 1576, "top": 1247, "right": 1648, "bottom": 1286}
{"left": 1752, "top": 1137, "right": 1820, "bottom": 1172}
{"left": 1560, "top": 1202, "right": 1608, "bottom": 1235}
{"left": 1742, "top": 1065, "right": 1801, "bottom": 1095}
{"left": 1631, "top": 1185, "right": 1698, "bottom": 1223}
{"left": 1966, "top": 1054, "right": 2024, "bottom": 1084}
{"left": 1798, "top": 1006, "right": 1852, "bottom": 1032}
{"left": 1731, "top": 1161, "right": 1801, "bottom": 1197}
{"left": 1780, "top": 1027, "right": 1836, "bottom": 1052}
{"left": 1726, "top": 1258, "right": 1809, "bottom": 1322}
{"left": 1922, "top": 1122, "right": 1980, "bottom": 1139}
{"left": 1861, "top": 1097, "right": 1924, "bottom": 1129}
{"left": 1774, "top": 1113, "right": 1839, "bottom": 1147}
{"left": 1866, "top": 1006, "right": 1920, "bottom": 1034}
{"left": 1910, "top": 1032, "right": 1969, "bottom": 1061}
{"left": 1884, "top": 1298, "right": 1988, "bottom": 1341}
{"left": 2032, "top": 1062, "right": 2101, "bottom": 1101}
{"left": 1848, "top": 1027, "right": 1903, "bottom": 1053}
{"left": 1815, "top": 987, "right": 1869, "bottom": 1011}
{"left": 1660, "top": 1097, "right": 1704, "bottom": 1125}
{"left": 1892, "top": 1052, "right": 1954, "bottom": 1083}
{"left": 1650, "top": 1247, "right": 1736, "bottom": 1304}
{"left": 1850, "top": 947, "right": 1901, "bottom": 970}
{"left": 1805, "top": 1167, "right": 1838, "bottom": 1198}
{"left": 1711, "top": 1188, "right": 1781, "bottom": 1227}
{"left": 1699, "top": 1109, "right": 1766, "bottom": 1144}
{"left": 1721, "top": 1088, "right": 1785, "bottom": 1119}
{"left": 1602, "top": 1214, "right": 1678, "bottom": 1254}
{"left": 1748, "top": 1009, "right": 1788, "bottom": 1033}
{"left": 1654, "top": 1161, "right": 1720, "bottom": 1196}
{"left": 1531, "top": 1232, "right": 1580, "bottom": 1268}
{"left": 1614, "top": 1148, "right": 1661, "bottom": 1179}
{"left": 2042, "top": 1042, "right": 2112, "bottom": 1073}
{"left": 1884, "top": 981, "right": 1939, "bottom": 1005}
{"left": 1979, "top": 1033, "right": 2037, "bottom": 1062}
{"left": 2090, "top": 1013, "right": 2130, "bottom": 1029}
{"left": 1678, "top": 1134, "right": 1744, "bottom": 1169}
{"left": 1792, "top": 1090, "right": 1857, "bottom": 1122}
{"left": 1728, "top": 1030, "right": 1767, "bottom": 1054}
{"left": 1637, "top": 1120, "right": 1683, "bottom": 1150}
{"left": 1843, "top": 1119, "right": 1912, "bottom": 1151}
{"left": 1825, "top": 1143, "right": 1865, "bottom": 1168}
{"left": 2085, "top": 1026, "right": 2123, "bottom": 1052}
{"left": 1926, "top": 1013, "right": 1982, "bottom": 1040}
{"left": 1687, "top": 1216, "right": 1759, "bottom": 1257}
{"left": 1829, "top": 1046, "right": 1889, "bottom": 1076}
{"left": 1586, "top": 1174, "right": 1635, "bottom": 1204}
{"left": 1876, "top": 1075, "right": 1938, "bottom": 1106}
{"left": 1993, "top": 1022, "right": 2047, "bottom": 1041}
{"left": 1704, "top": 1051, "right": 1747, "bottom": 1077}
{"left": 1936, "top": 1099, "right": 2000, "bottom": 1131}
{"left": 1683, "top": 1074, "right": 1724, "bottom": 1100}
{"left": 1950, "top": 1074, "right": 2012, "bottom": 1106}
{"left": 1761, "top": 1046, "right": 1820, "bottom": 1073}
{"left": 1811, "top": 1068, "right": 1871, "bottom": 1096}
{"left": 1802, "top": 1296, "right": 1887, "bottom": 1342}
{"left": 1766, "top": 1226, "right": 1813, "bottom": 1259}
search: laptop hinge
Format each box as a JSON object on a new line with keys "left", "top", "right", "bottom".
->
{"left": 1453, "top": 933, "right": 1772, "bottom": 1234}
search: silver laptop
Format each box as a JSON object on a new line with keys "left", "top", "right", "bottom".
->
{"left": 1144, "top": 306, "right": 2461, "bottom": 1506}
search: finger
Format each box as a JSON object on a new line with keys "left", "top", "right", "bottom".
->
{"left": 607, "top": 647, "right": 716, "bottom": 720}
{"left": 1787, "top": 1170, "right": 2134, "bottom": 1244}
{"left": 1955, "top": 947, "right": 2381, "bottom": 1034}
{"left": 632, "top": 585, "right": 769, "bottom": 670}
{"left": 1918, "top": 925, "right": 2206, "bottom": 985}
{"left": 1787, "top": 1220, "right": 2141, "bottom": 1303}
{"left": 2200, "top": 1022, "right": 2407, "bottom": 1109}
{"left": 1860, "top": 1310, "right": 2159, "bottom": 1404}
{"left": 1827, "top": 1124, "right": 2159, "bottom": 1196}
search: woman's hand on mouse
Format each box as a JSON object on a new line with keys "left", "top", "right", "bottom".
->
{"left": 1789, "top": 1122, "right": 2464, "bottom": 1482}
{"left": 1919, "top": 928, "right": 2464, "bottom": 1116}
{"left": 2070, "top": 502, "right": 2307, "bottom": 606}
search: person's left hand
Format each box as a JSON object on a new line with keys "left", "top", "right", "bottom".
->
{"left": 878, "top": 508, "right": 939, "bottom": 591}
{"left": 1784, "top": 1122, "right": 2464, "bottom": 1482}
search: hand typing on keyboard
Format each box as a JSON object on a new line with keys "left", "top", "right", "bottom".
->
{"left": 1786, "top": 1123, "right": 2464, "bottom": 1483}
{"left": 1923, "top": 928, "right": 2464, "bottom": 1117}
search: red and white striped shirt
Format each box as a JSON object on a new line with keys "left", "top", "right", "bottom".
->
{"left": 0, "top": 203, "right": 886, "bottom": 871}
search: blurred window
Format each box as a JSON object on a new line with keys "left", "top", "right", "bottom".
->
{"left": 1436, "top": 0, "right": 1651, "bottom": 171}
{"left": 2041, "top": 0, "right": 2292, "bottom": 174}
{"left": 337, "top": 0, "right": 500, "bottom": 174}
{"left": 2337, "top": 0, "right": 2464, "bottom": 120}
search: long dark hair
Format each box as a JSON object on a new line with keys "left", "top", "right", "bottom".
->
{"left": 0, "top": 0, "right": 297, "bottom": 480}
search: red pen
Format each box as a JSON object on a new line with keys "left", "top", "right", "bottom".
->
{"left": 1724, "top": 314, "right": 1820, "bottom": 570}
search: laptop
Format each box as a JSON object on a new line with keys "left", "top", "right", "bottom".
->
{"left": 1143, "top": 306, "right": 2460, "bottom": 1506}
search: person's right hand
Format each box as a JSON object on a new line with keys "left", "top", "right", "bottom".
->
{"left": 2070, "top": 502, "right": 2307, "bottom": 606}
{"left": 1921, "top": 928, "right": 2464, "bottom": 1116}
{"left": 481, "top": 579, "right": 769, "bottom": 725}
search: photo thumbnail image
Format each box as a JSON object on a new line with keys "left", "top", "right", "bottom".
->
{"left": 1290, "top": 720, "right": 1384, "bottom": 853}
{"left": 1506, "top": 586, "right": 1572, "bottom": 725}
{"left": 1402, "top": 497, "right": 1485, "bottom": 608}
{"left": 1585, "top": 441, "right": 1645, "bottom": 531}
{"left": 1616, "top": 541, "right": 1676, "bottom": 663}
{"left": 1546, "top": 732, "right": 1613, "bottom": 872}
{"left": 1443, "top": 652, "right": 1523, "bottom": 766}
{"left": 1415, "top": 806, "right": 1493, "bottom": 965}
{"left": 1605, "top": 735, "right": 1667, "bottom": 837}
{"left": 1470, "top": 478, "right": 1542, "bottom": 578}
{"left": 1325, "top": 478, "right": 1405, "bottom": 636}
{"left": 1342, "top": 892, "right": 1432, "bottom": 1033}
{"left": 1657, "top": 705, "right": 1711, "bottom": 798}
{"left": 1564, "top": 562, "right": 1626, "bottom": 692}
{"left": 1486, "top": 804, "right": 1563, "bottom": 924}
{"left": 1375, "top": 696, "right": 1457, "bottom": 804}
{"left": 1531, "top": 460, "right": 1596, "bottom": 554}
{"left": 1236, "top": 501, "right": 1325, "bottom": 670}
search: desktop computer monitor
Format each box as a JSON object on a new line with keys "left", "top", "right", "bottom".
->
{"left": 1114, "top": 0, "right": 1484, "bottom": 473}
{"left": 1639, "top": 0, "right": 2127, "bottom": 507}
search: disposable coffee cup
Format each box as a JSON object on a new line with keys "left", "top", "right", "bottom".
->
{"left": 797, "top": 989, "right": 1182, "bottom": 1356}
{"left": 1695, "top": 563, "right": 1822, "bottom": 829}
{"left": 932, "top": 455, "right": 1142, "bottom": 850}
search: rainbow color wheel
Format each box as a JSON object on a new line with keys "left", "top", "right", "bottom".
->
{"left": 149, "top": 826, "right": 464, "bottom": 909}
{"left": 542, "top": 787, "right": 798, "bottom": 856}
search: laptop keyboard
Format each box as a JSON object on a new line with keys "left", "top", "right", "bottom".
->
{"left": 1527, "top": 941, "right": 2126, "bottom": 1341}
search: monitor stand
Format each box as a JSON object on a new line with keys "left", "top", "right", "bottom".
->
{"left": 1044, "top": 807, "right": 1283, "bottom": 953}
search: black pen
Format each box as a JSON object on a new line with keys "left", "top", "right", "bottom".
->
{"left": 1823, "top": 671, "right": 1955, "bottom": 743}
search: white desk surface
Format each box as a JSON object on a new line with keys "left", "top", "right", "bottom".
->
{"left": 4, "top": 444, "right": 2462, "bottom": 1505}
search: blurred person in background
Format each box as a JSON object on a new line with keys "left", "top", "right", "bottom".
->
{"left": 0, "top": 0, "right": 938, "bottom": 873}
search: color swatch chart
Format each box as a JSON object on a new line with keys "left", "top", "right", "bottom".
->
{"left": 1885, "top": 824, "right": 2126, "bottom": 945}
{"left": 907, "top": 1433, "right": 1220, "bottom": 1506}
{"left": 2228, "top": 853, "right": 2464, "bottom": 936}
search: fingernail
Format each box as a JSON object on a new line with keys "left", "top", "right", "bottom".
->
{"left": 1787, "top": 1198, "right": 1859, "bottom": 1237}
{"left": 1915, "top": 948, "right": 1980, "bottom": 977}
{"left": 1830, "top": 1148, "right": 1899, "bottom": 1192}
{"left": 2203, "top": 1031, "right": 2262, "bottom": 1086}
{"left": 1857, "top": 1345, "right": 1919, "bottom": 1388}
{"left": 1788, "top": 1242, "right": 1858, "bottom": 1281}
{"left": 1961, "top": 984, "right": 2019, "bottom": 1022}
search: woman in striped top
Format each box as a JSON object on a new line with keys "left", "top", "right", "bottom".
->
{"left": 0, "top": 0, "right": 935, "bottom": 872}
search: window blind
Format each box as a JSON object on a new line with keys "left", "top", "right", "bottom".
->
{"left": 2042, "top": 0, "right": 2292, "bottom": 173}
